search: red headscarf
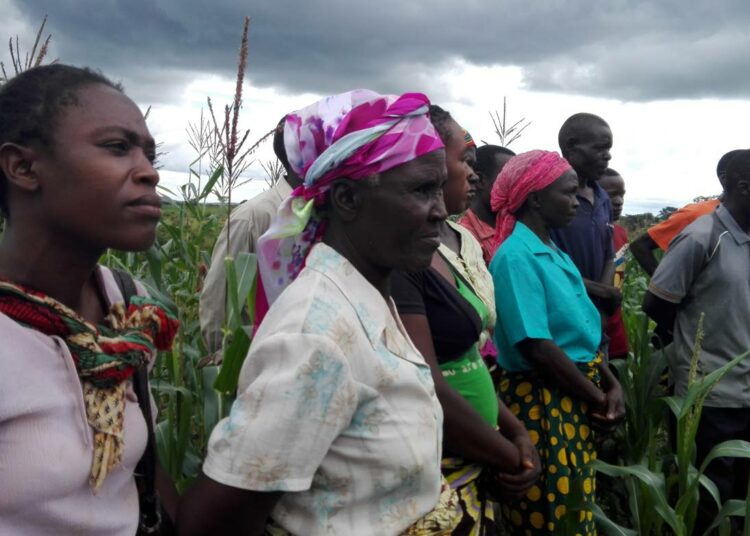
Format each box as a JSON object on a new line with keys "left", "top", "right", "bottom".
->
{"left": 490, "top": 150, "right": 572, "bottom": 248}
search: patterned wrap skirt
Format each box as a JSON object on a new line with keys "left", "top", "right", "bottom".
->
{"left": 441, "top": 457, "right": 497, "bottom": 536}
{"left": 497, "top": 356, "right": 601, "bottom": 535}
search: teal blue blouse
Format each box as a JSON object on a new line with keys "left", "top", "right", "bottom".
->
{"left": 490, "top": 222, "right": 601, "bottom": 372}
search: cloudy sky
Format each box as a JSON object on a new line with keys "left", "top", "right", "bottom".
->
{"left": 7, "top": 0, "right": 750, "bottom": 214}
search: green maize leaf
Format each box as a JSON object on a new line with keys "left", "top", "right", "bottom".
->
{"left": 201, "top": 366, "right": 220, "bottom": 438}
{"left": 224, "top": 255, "right": 239, "bottom": 329}
{"left": 675, "top": 464, "right": 722, "bottom": 518}
{"left": 234, "top": 252, "right": 257, "bottom": 318}
{"left": 156, "top": 184, "right": 178, "bottom": 197}
{"left": 214, "top": 325, "right": 252, "bottom": 395}
{"left": 181, "top": 450, "right": 202, "bottom": 482}
{"left": 702, "top": 499, "right": 745, "bottom": 535}
{"left": 698, "top": 471, "right": 723, "bottom": 509}
{"left": 591, "top": 460, "right": 681, "bottom": 531}
{"left": 200, "top": 165, "right": 224, "bottom": 200}
{"left": 174, "top": 390, "right": 193, "bottom": 477}
{"left": 700, "top": 439, "right": 750, "bottom": 473}
{"left": 149, "top": 379, "right": 192, "bottom": 397}
{"left": 591, "top": 503, "right": 639, "bottom": 536}
{"left": 154, "top": 419, "right": 172, "bottom": 474}
{"left": 592, "top": 460, "right": 666, "bottom": 491}
{"left": 163, "top": 220, "right": 184, "bottom": 245}
{"left": 138, "top": 280, "right": 178, "bottom": 316}
{"left": 187, "top": 182, "right": 200, "bottom": 201}
{"left": 678, "top": 350, "right": 750, "bottom": 419}
{"left": 145, "top": 244, "right": 165, "bottom": 291}
{"left": 223, "top": 252, "right": 257, "bottom": 331}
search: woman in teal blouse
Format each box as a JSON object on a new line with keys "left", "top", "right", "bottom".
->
{"left": 489, "top": 150, "right": 624, "bottom": 535}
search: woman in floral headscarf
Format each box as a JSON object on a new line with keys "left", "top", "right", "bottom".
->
{"left": 179, "top": 90, "right": 462, "bottom": 536}
{"left": 489, "top": 150, "right": 624, "bottom": 535}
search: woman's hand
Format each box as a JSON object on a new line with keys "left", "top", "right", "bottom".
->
{"left": 589, "top": 381, "right": 625, "bottom": 433}
{"left": 491, "top": 430, "right": 542, "bottom": 499}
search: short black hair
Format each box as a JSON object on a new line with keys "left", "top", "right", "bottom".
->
{"left": 558, "top": 112, "right": 609, "bottom": 153}
{"left": 724, "top": 149, "right": 750, "bottom": 193}
{"left": 716, "top": 149, "right": 745, "bottom": 181}
{"left": 0, "top": 64, "right": 121, "bottom": 218}
{"left": 428, "top": 104, "right": 454, "bottom": 143}
{"left": 272, "top": 114, "right": 292, "bottom": 173}
{"left": 602, "top": 167, "right": 621, "bottom": 177}
{"left": 474, "top": 145, "right": 515, "bottom": 179}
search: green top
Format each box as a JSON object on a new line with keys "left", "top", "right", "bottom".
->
{"left": 440, "top": 267, "right": 499, "bottom": 427}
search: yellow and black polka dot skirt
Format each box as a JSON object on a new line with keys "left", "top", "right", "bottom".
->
{"left": 497, "top": 357, "right": 601, "bottom": 535}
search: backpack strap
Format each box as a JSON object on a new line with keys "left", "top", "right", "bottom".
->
{"left": 110, "top": 268, "right": 138, "bottom": 306}
{"left": 109, "top": 268, "right": 164, "bottom": 533}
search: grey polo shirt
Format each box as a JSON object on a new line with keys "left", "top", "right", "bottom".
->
{"left": 650, "top": 204, "right": 750, "bottom": 407}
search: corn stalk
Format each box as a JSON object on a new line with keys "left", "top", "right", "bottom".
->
{"left": 484, "top": 96, "right": 531, "bottom": 147}
{"left": 1, "top": 15, "right": 52, "bottom": 84}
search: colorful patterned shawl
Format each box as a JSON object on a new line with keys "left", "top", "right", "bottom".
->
{"left": 0, "top": 279, "right": 178, "bottom": 489}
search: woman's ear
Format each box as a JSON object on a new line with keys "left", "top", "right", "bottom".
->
{"left": 0, "top": 143, "right": 40, "bottom": 193}
{"left": 328, "top": 179, "right": 363, "bottom": 222}
{"left": 737, "top": 178, "right": 750, "bottom": 198}
{"left": 526, "top": 191, "right": 542, "bottom": 212}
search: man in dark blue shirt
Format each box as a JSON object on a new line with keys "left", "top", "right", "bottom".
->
{"left": 552, "top": 113, "right": 620, "bottom": 316}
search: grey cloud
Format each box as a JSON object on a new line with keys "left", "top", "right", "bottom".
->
{"left": 11, "top": 0, "right": 750, "bottom": 102}
{"left": 523, "top": 26, "right": 750, "bottom": 100}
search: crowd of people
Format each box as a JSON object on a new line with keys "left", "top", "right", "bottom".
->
{"left": 0, "top": 63, "right": 747, "bottom": 536}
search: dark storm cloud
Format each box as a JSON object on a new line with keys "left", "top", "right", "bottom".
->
{"left": 12, "top": 0, "right": 750, "bottom": 102}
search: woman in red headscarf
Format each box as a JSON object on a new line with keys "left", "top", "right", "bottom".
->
{"left": 489, "top": 150, "right": 624, "bottom": 535}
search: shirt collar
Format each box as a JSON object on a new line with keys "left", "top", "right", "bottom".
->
{"left": 305, "top": 243, "right": 424, "bottom": 364}
{"left": 512, "top": 222, "right": 582, "bottom": 278}
{"left": 577, "top": 181, "right": 609, "bottom": 209}
{"left": 717, "top": 203, "right": 750, "bottom": 245}
{"left": 460, "top": 210, "right": 495, "bottom": 240}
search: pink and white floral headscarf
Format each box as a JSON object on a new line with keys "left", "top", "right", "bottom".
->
{"left": 490, "top": 150, "right": 572, "bottom": 248}
{"left": 256, "top": 89, "right": 444, "bottom": 316}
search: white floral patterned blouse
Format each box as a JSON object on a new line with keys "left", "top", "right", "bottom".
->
{"left": 203, "top": 243, "right": 444, "bottom": 536}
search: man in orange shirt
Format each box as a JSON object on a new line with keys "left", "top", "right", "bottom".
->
{"left": 631, "top": 149, "right": 743, "bottom": 276}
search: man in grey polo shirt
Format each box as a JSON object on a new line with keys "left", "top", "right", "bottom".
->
{"left": 643, "top": 149, "right": 750, "bottom": 533}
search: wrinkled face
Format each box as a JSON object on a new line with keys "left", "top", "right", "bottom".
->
{"left": 34, "top": 84, "right": 160, "bottom": 252}
{"left": 599, "top": 173, "right": 626, "bottom": 220}
{"left": 478, "top": 152, "right": 513, "bottom": 212}
{"left": 357, "top": 150, "right": 448, "bottom": 272}
{"left": 535, "top": 170, "right": 580, "bottom": 229}
{"left": 441, "top": 119, "right": 478, "bottom": 215}
{"left": 565, "top": 123, "right": 612, "bottom": 182}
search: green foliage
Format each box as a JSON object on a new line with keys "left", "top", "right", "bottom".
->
{"left": 103, "top": 191, "right": 226, "bottom": 491}
{"left": 590, "top": 253, "right": 750, "bottom": 535}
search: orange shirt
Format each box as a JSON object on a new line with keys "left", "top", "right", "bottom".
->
{"left": 647, "top": 199, "right": 720, "bottom": 251}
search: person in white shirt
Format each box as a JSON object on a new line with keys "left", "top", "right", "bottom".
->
{"left": 199, "top": 117, "right": 302, "bottom": 352}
